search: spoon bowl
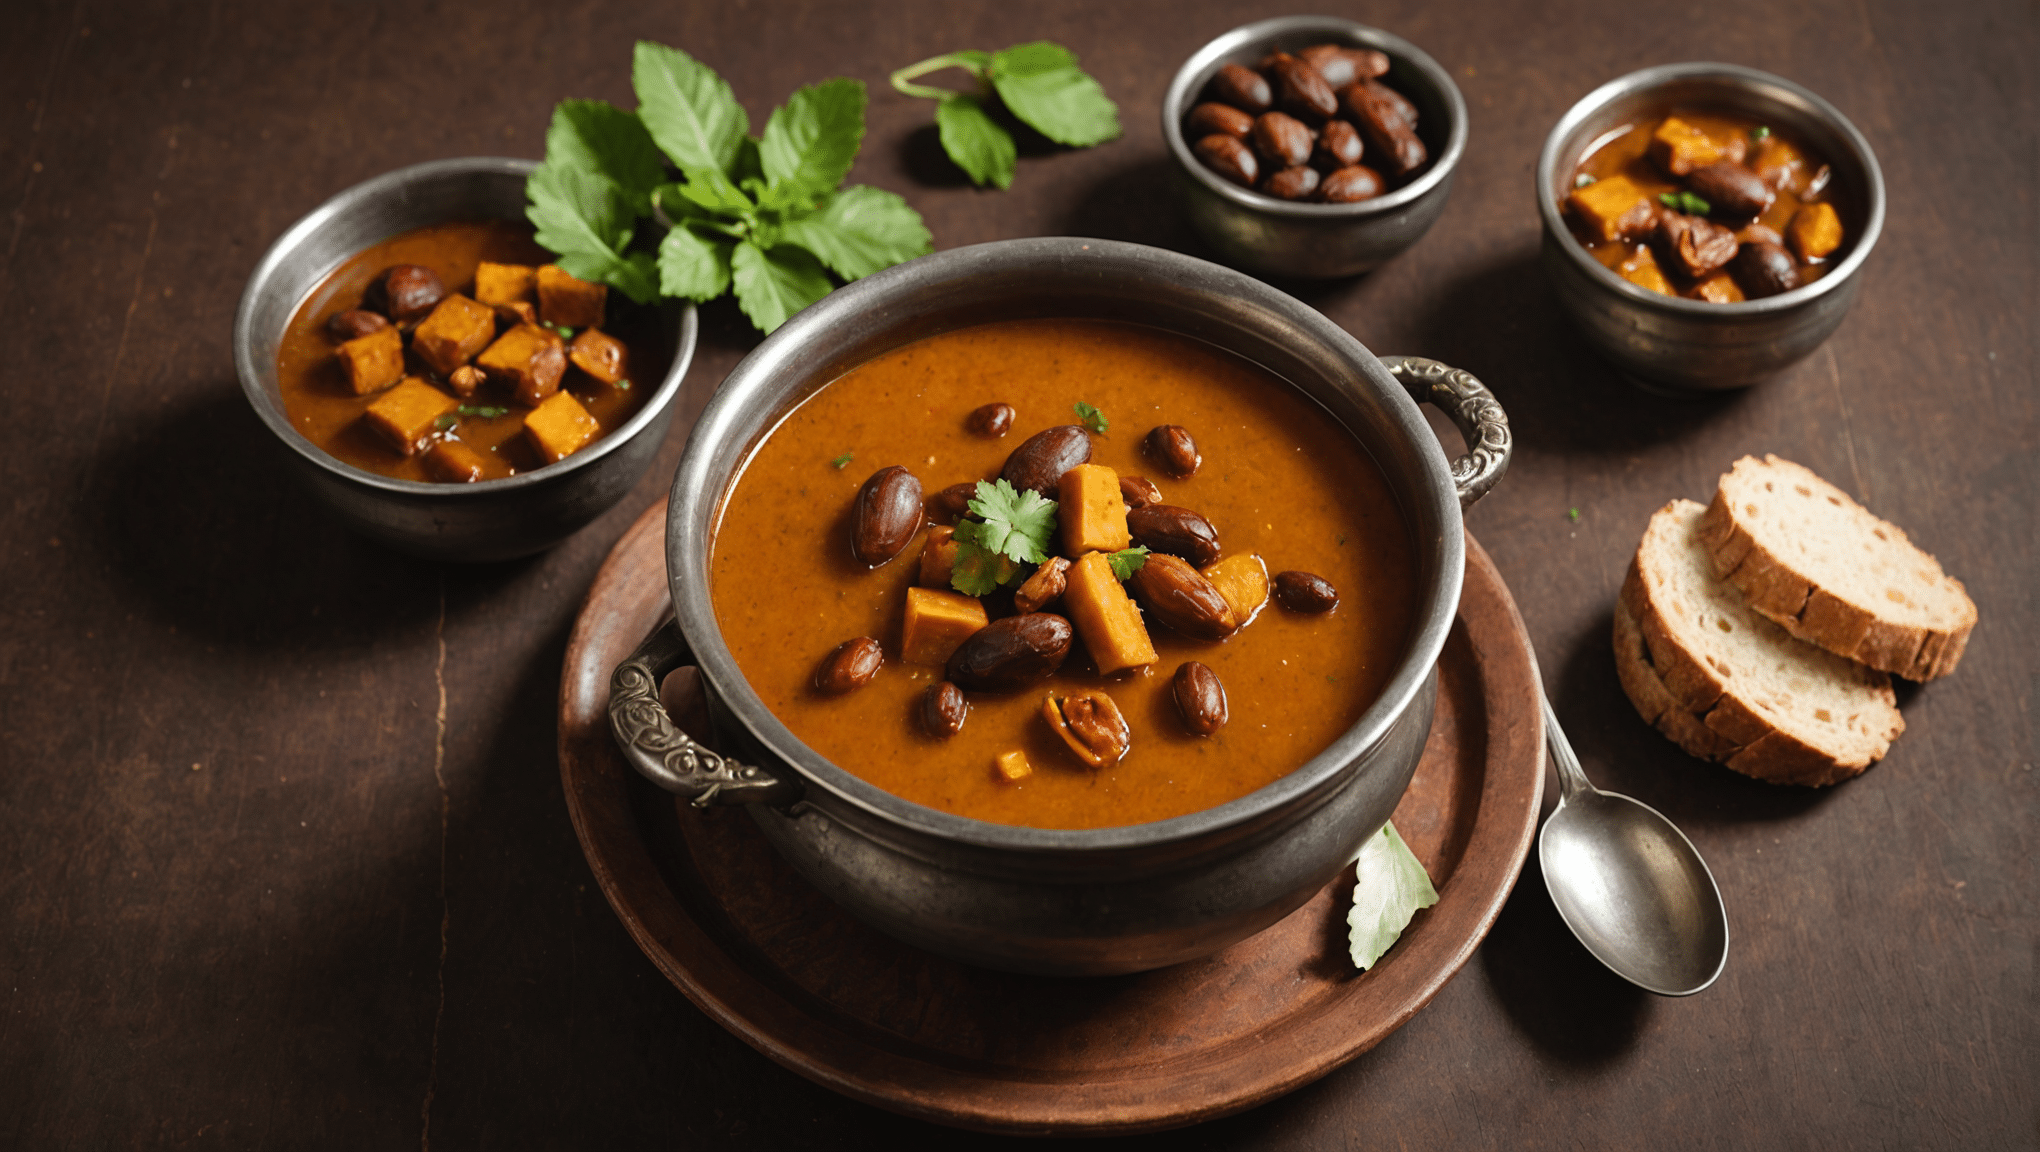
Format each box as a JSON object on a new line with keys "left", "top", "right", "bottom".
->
{"left": 1537, "top": 694, "right": 1729, "bottom": 996}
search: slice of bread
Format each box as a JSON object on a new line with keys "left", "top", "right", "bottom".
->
{"left": 1698, "top": 455, "right": 1976, "bottom": 680}
{"left": 1617, "top": 499, "right": 1904, "bottom": 786}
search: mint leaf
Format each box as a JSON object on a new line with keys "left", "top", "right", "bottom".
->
{"left": 760, "top": 78, "right": 867, "bottom": 201}
{"left": 934, "top": 94, "right": 1016, "bottom": 189}
{"left": 988, "top": 42, "right": 1120, "bottom": 147}
{"left": 1073, "top": 401, "right": 1108, "bottom": 434}
{"left": 1348, "top": 821, "right": 1438, "bottom": 971}
{"left": 525, "top": 163, "right": 659, "bottom": 304}
{"left": 779, "top": 185, "right": 932, "bottom": 281}
{"left": 672, "top": 168, "right": 757, "bottom": 218}
{"left": 965, "top": 478, "right": 1057, "bottom": 564}
{"left": 1105, "top": 546, "right": 1149, "bottom": 580}
{"left": 730, "top": 241, "right": 833, "bottom": 334}
{"left": 543, "top": 100, "right": 665, "bottom": 217}
{"left": 633, "top": 41, "right": 748, "bottom": 180}
{"left": 658, "top": 224, "right": 734, "bottom": 301}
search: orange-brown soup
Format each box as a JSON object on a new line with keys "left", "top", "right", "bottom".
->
{"left": 709, "top": 319, "right": 1416, "bottom": 830}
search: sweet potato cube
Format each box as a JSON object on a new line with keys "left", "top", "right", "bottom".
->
{"left": 568, "top": 327, "right": 628, "bottom": 385}
{"left": 1200, "top": 553, "right": 1270, "bottom": 627}
{"left": 336, "top": 325, "right": 404, "bottom": 395}
{"left": 1062, "top": 551, "right": 1157, "bottom": 675}
{"left": 363, "top": 377, "right": 457, "bottom": 457}
{"left": 1693, "top": 271, "right": 1745, "bottom": 303}
{"left": 537, "top": 264, "right": 607, "bottom": 329}
{"left": 423, "top": 439, "right": 488, "bottom": 483}
{"left": 1788, "top": 202, "right": 1844, "bottom": 262}
{"left": 474, "top": 262, "right": 536, "bottom": 307}
{"left": 524, "top": 389, "right": 599, "bottom": 464}
{"left": 919, "top": 525, "right": 958, "bottom": 588}
{"left": 900, "top": 586, "right": 989, "bottom": 666}
{"left": 994, "top": 750, "right": 1033, "bottom": 783}
{"left": 1568, "top": 175, "right": 1651, "bottom": 243}
{"left": 1618, "top": 245, "right": 1674, "bottom": 295}
{"left": 478, "top": 324, "right": 568, "bottom": 407}
{"left": 1647, "top": 117, "right": 1723, "bottom": 177}
{"left": 1058, "top": 463, "right": 1131, "bottom": 556}
{"left": 411, "top": 293, "right": 495, "bottom": 377}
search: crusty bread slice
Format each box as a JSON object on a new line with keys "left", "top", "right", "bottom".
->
{"left": 1618, "top": 499, "right": 1903, "bottom": 786}
{"left": 1698, "top": 455, "right": 1976, "bottom": 680}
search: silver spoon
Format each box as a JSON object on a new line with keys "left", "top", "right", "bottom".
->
{"left": 1538, "top": 691, "right": 1730, "bottom": 996}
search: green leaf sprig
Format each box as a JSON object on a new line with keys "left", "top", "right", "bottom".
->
{"left": 528, "top": 42, "right": 934, "bottom": 335}
{"left": 1105, "top": 546, "right": 1149, "bottom": 580}
{"left": 950, "top": 479, "right": 1057, "bottom": 596}
{"left": 889, "top": 42, "right": 1120, "bottom": 189}
{"left": 1072, "top": 401, "right": 1108, "bottom": 435}
{"left": 1659, "top": 189, "right": 1712, "bottom": 216}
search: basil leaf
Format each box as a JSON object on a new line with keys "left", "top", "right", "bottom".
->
{"left": 1347, "top": 821, "right": 1438, "bottom": 971}
{"left": 542, "top": 100, "right": 665, "bottom": 218}
{"left": 672, "top": 168, "right": 757, "bottom": 218}
{"left": 779, "top": 185, "right": 933, "bottom": 281}
{"left": 658, "top": 224, "right": 734, "bottom": 301}
{"left": 730, "top": 241, "right": 833, "bottom": 334}
{"left": 633, "top": 41, "right": 748, "bottom": 180}
{"left": 934, "top": 94, "right": 1016, "bottom": 189}
{"left": 525, "top": 163, "right": 659, "bottom": 304}
{"left": 988, "top": 42, "right": 1120, "bottom": 147}
{"left": 759, "top": 78, "right": 867, "bottom": 201}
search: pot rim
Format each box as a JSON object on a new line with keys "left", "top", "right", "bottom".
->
{"left": 232, "top": 155, "right": 699, "bottom": 498}
{"left": 1534, "top": 62, "right": 1886, "bottom": 317}
{"left": 667, "top": 237, "right": 1464, "bottom": 853}
{"left": 1161, "top": 15, "right": 1469, "bottom": 221}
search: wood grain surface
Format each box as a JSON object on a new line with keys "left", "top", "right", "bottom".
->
{"left": 1, "top": 0, "right": 2031, "bottom": 1148}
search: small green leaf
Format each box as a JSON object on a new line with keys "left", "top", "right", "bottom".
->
{"left": 964, "top": 478, "right": 1057, "bottom": 565}
{"left": 673, "top": 168, "right": 758, "bottom": 218}
{"left": 457, "top": 404, "right": 509, "bottom": 418}
{"left": 933, "top": 94, "right": 1016, "bottom": 188}
{"left": 633, "top": 41, "right": 749, "bottom": 180}
{"left": 1348, "top": 821, "right": 1438, "bottom": 971}
{"left": 1073, "top": 401, "right": 1108, "bottom": 435}
{"left": 730, "top": 241, "right": 834, "bottom": 334}
{"left": 988, "top": 42, "right": 1121, "bottom": 147}
{"left": 1658, "top": 190, "right": 1712, "bottom": 216}
{"left": 433, "top": 414, "right": 458, "bottom": 431}
{"left": 1751, "top": 125, "right": 1771, "bottom": 141}
{"left": 659, "top": 223, "right": 734, "bottom": 301}
{"left": 779, "top": 185, "right": 933, "bottom": 281}
{"left": 543, "top": 100, "right": 665, "bottom": 217}
{"left": 1567, "top": 507, "right": 1581, "bottom": 522}
{"left": 759, "top": 78, "right": 867, "bottom": 201}
{"left": 1106, "top": 546, "right": 1149, "bottom": 580}
{"left": 829, "top": 451, "right": 854, "bottom": 469}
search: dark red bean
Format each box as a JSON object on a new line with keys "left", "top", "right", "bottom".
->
{"left": 1118, "top": 475, "right": 1163, "bottom": 509}
{"left": 850, "top": 465, "right": 924, "bottom": 566}
{"left": 1194, "top": 134, "right": 1260, "bottom": 188}
{"left": 1319, "top": 165, "right": 1386, "bottom": 203}
{"left": 1173, "top": 661, "right": 1229, "bottom": 736}
{"left": 380, "top": 264, "right": 447, "bottom": 324}
{"left": 1266, "top": 52, "right": 1339, "bottom": 124}
{"left": 946, "top": 614, "right": 1073, "bottom": 692}
{"left": 1251, "top": 111, "right": 1314, "bottom": 170}
{"left": 1000, "top": 425, "right": 1092, "bottom": 496}
{"left": 1731, "top": 241, "right": 1802, "bottom": 298}
{"left": 1312, "top": 119, "right": 1365, "bottom": 171}
{"left": 1186, "top": 102, "right": 1255, "bottom": 140}
{"left": 1265, "top": 166, "right": 1321, "bottom": 201}
{"left": 327, "top": 309, "right": 390, "bottom": 342}
{"left": 1273, "top": 571, "right": 1339, "bottom": 613}
{"left": 814, "top": 638, "right": 883, "bottom": 694}
{"left": 1144, "top": 424, "right": 1201, "bottom": 478}
{"left": 1127, "top": 504, "right": 1221, "bottom": 567}
{"left": 1206, "top": 63, "right": 1272, "bottom": 113}
{"left": 967, "top": 402, "right": 1015, "bottom": 437}
{"left": 922, "top": 681, "right": 967, "bottom": 737}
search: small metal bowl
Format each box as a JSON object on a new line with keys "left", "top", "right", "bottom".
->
{"left": 1536, "top": 63, "right": 1885, "bottom": 392}
{"left": 233, "top": 157, "right": 698, "bottom": 561}
{"left": 1163, "top": 15, "right": 1467, "bottom": 279}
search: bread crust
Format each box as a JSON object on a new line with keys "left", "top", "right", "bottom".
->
{"left": 1699, "top": 455, "right": 1976, "bottom": 681}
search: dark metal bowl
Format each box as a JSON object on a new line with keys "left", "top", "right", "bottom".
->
{"left": 1162, "top": 16, "right": 1468, "bottom": 279}
{"left": 233, "top": 157, "right": 698, "bottom": 561}
{"left": 1536, "top": 63, "right": 1885, "bottom": 392}
{"left": 607, "top": 237, "right": 1512, "bottom": 976}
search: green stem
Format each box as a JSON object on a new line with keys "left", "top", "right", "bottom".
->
{"left": 889, "top": 52, "right": 988, "bottom": 100}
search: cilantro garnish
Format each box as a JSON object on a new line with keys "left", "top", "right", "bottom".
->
{"left": 457, "top": 405, "right": 509, "bottom": 418}
{"left": 432, "top": 414, "right": 458, "bottom": 432}
{"left": 1105, "top": 546, "right": 1149, "bottom": 580}
{"left": 829, "top": 451, "right": 855, "bottom": 469}
{"left": 527, "top": 43, "right": 933, "bottom": 334}
{"left": 1568, "top": 507, "right": 1581, "bottom": 522}
{"left": 1751, "top": 125, "right": 1772, "bottom": 141}
{"left": 950, "top": 479, "right": 1058, "bottom": 596}
{"left": 1073, "top": 401, "right": 1108, "bottom": 435}
{"left": 1659, "top": 190, "right": 1712, "bottom": 216}
{"left": 890, "top": 42, "right": 1120, "bottom": 189}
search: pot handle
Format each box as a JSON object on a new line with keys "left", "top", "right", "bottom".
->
{"left": 608, "top": 617, "right": 801, "bottom": 807}
{"left": 1381, "top": 356, "right": 1512, "bottom": 509}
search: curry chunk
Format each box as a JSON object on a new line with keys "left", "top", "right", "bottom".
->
{"left": 363, "top": 377, "right": 458, "bottom": 457}
{"left": 523, "top": 389, "right": 599, "bottom": 464}
{"left": 1568, "top": 175, "right": 1653, "bottom": 244}
{"left": 993, "top": 750, "right": 1033, "bottom": 783}
{"left": 1692, "top": 271, "right": 1746, "bottom": 303}
{"left": 1062, "top": 551, "right": 1157, "bottom": 675}
{"left": 1041, "top": 689, "right": 1131, "bottom": 768}
{"left": 1200, "top": 553, "right": 1270, "bottom": 627}
{"left": 1788, "top": 202, "right": 1844, "bottom": 262}
{"left": 335, "top": 325, "right": 405, "bottom": 395}
{"left": 1648, "top": 117, "right": 1723, "bottom": 177}
{"left": 474, "top": 261, "right": 536, "bottom": 307}
{"left": 537, "top": 264, "right": 607, "bottom": 329}
{"left": 918, "top": 525, "right": 958, "bottom": 588}
{"left": 411, "top": 294, "right": 496, "bottom": 377}
{"left": 1617, "top": 245, "right": 1674, "bottom": 295}
{"left": 1057, "top": 463, "right": 1131, "bottom": 556}
{"left": 568, "top": 327, "right": 628, "bottom": 385}
{"left": 479, "top": 323, "right": 568, "bottom": 407}
{"left": 901, "top": 586, "right": 990, "bottom": 666}
{"left": 1750, "top": 134, "right": 1809, "bottom": 192}
{"left": 423, "top": 439, "right": 489, "bottom": 483}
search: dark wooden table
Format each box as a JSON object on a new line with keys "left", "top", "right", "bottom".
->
{"left": 5, "top": 1, "right": 2032, "bottom": 1146}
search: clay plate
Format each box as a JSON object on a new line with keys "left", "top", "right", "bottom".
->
{"left": 558, "top": 499, "right": 1544, "bottom": 1136}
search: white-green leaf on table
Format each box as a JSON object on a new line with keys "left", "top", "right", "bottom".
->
{"left": 543, "top": 100, "right": 665, "bottom": 218}
{"left": 1348, "top": 820, "right": 1438, "bottom": 971}
{"left": 779, "top": 185, "right": 934, "bottom": 281}
{"left": 633, "top": 41, "right": 748, "bottom": 180}
{"left": 759, "top": 78, "right": 867, "bottom": 201}
{"left": 659, "top": 224, "right": 734, "bottom": 301}
{"left": 730, "top": 241, "right": 833, "bottom": 334}
{"left": 934, "top": 94, "right": 1016, "bottom": 188}
{"left": 988, "top": 42, "right": 1121, "bottom": 147}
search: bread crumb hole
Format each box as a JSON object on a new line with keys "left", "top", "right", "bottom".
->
{"left": 1873, "top": 529, "right": 1887, "bottom": 541}
{"left": 1745, "top": 503, "right": 1758, "bottom": 516}
{"left": 1827, "top": 495, "right": 1841, "bottom": 505}
{"left": 1716, "top": 619, "right": 1732, "bottom": 632}
{"left": 1764, "top": 482, "right": 1774, "bottom": 492}
{"left": 1794, "top": 485, "right": 1811, "bottom": 496}
{"left": 1885, "top": 588, "right": 1905, "bottom": 603}
{"left": 1814, "top": 708, "right": 1831, "bottom": 722}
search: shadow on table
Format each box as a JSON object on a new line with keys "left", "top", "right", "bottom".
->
{"left": 1055, "top": 157, "right": 1210, "bottom": 257}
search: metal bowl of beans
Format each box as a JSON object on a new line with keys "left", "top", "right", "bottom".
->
{"left": 1536, "top": 63, "right": 1885, "bottom": 392}
{"left": 1162, "top": 16, "right": 1467, "bottom": 279}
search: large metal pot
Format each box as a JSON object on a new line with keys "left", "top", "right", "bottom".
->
{"left": 607, "top": 238, "right": 1510, "bottom": 976}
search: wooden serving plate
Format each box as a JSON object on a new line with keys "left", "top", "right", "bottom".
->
{"left": 558, "top": 500, "right": 1545, "bottom": 1136}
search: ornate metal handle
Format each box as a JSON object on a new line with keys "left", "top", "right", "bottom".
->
{"left": 1380, "top": 356, "right": 1512, "bottom": 509}
{"left": 607, "top": 618, "right": 800, "bottom": 808}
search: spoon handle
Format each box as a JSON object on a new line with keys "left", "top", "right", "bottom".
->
{"left": 1540, "top": 691, "right": 1596, "bottom": 804}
